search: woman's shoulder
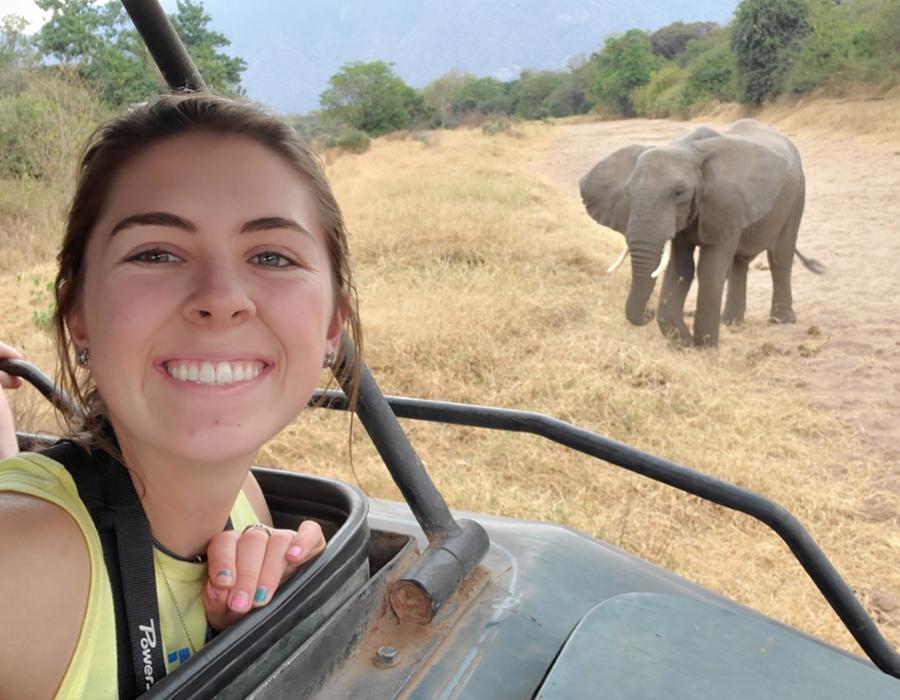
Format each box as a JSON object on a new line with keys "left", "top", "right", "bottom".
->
{"left": 0, "top": 468, "right": 92, "bottom": 698}
{"left": 0, "top": 450, "right": 84, "bottom": 500}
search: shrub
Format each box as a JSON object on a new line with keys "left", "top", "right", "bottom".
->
{"left": 683, "top": 43, "right": 737, "bottom": 104}
{"left": 482, "top": 117, "right": 512, "bottom": 135}
{"left": 591, "top": 29, "right": 662, "bottom": 116}
{"left": 326, "top": 128, "right": 371, "bottom": 154}
{"left": 632, "top": 64, "right": 687, "bottom": 117}
{"left": 0, "top": 72, "right": 105, "bottom": 180}
{"left": 732, "top": 0, "right": 811, "bottom": 105}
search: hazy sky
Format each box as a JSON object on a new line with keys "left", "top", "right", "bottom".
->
{"left": 2, "top": 0, "right": 47, "bottom": 28}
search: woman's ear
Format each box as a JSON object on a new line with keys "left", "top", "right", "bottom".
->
{"left": 325, "top": 290, "right": 349, "bottom": 353}
{"left": 65, "top": 299, "right": 89, "bottom": 351}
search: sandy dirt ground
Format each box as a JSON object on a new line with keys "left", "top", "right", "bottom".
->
{"left": 531, "top": 118, "right": 900, "bottom": 486}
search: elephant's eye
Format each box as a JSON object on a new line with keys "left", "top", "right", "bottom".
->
{"left": 673, "top": 187, "right": 687, "bottom": 200}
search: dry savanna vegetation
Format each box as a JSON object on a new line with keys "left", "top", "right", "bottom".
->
{"left": 2, "top": 94, "right": 899, "bottom": 660}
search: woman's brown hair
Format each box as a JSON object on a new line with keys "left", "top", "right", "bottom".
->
{"left": 53, "top": 92, "right": 362, "bottom": 441}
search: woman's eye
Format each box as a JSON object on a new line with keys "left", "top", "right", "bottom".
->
{"left": 128, "top": 249, "right": 180, "bottom": 264}
{"left": 251, "top": 251, "right": 296, "bottom": 268}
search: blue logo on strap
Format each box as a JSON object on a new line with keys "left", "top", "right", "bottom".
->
{"left": 167, "top": 647, "right": 191, "bottom": 666}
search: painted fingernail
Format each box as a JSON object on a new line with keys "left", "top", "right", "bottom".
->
{"left": 287, "top": 546, "right": 303, "bottom": 559}
{"left": 229, "top": 591, "right": 250, "bottom": 612}
{"left": 254, "top": 586, "right": 268, "bottom": 604}
{"left": 206, "top": 582, "right": 220, "bottom": 603}
{"left": 215, "top": 568, "right": 233, "bottom": 584}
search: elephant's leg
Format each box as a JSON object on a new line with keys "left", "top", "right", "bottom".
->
{"left": 656, "top": 237, "right": 695, "bottom": 346}
{"left": 693, "top": 242, "right": 737, "bottom": 347}
{"left": 722, "top": 254, "right": 752, "bottom": 326}
{"left": 768, "top": 200, "right": 803, "bottom": 324}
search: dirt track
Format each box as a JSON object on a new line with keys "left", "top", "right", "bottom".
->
{"left": 531, "top": 118, "right": 900, "bottom": 479}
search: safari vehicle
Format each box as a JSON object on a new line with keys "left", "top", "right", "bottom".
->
{"left": 4, "top": 1, "right": 900, "bottom": 697}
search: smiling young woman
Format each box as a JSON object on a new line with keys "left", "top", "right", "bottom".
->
{"left": 0, "top": 93, "right": 363, "bottom": 698}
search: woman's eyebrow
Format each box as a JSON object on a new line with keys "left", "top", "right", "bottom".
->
{"left": 110, "top": 211, "right": 196, "bottom": 237}
{"left": 240, "top": 216, "right": 313, "bottom": 239}
{"left": 108, "top": 213, "right": 313, "bottom": 239}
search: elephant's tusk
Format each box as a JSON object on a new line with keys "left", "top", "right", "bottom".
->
{"left": 651, "top": 240, "right": 672, "bottom": 279}
{"left": 606, "top": 248, "right": 629, "bottom": 274}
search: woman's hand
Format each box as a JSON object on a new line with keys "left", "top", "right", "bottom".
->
{"left": 0, "top": 342, "right": 23, "bottom": 460}
{"left": 203, "top": 520, "right": 325, "bottom": 632}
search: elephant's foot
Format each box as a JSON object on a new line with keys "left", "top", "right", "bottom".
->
{"left": 722, "top": 314, "right": 745, "bottom": 327}
{"left": 693, "top": 333, "right": 719, "bottom": 349}
{"left": 657, "top": 319, "right": 693, "bottom": 347}
{"left": 769, "top": 305, "right": 796, "bottom": 324}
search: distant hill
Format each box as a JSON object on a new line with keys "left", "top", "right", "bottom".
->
{"left": 161, "top": 0, "right": 740, "bottom": 113}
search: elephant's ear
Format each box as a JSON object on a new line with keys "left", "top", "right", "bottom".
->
{"left": 692, "top": 137, "right": 790, "bottom": 246}
{"left": 579, "top": 144, "right": 649, "bottom": 234}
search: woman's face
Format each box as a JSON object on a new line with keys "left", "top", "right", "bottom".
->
{"left": 67, "top": 131, "right": 344, "bottom": 464}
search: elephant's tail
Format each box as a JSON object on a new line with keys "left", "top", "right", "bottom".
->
{"left": 795, "top": 249, "right": 825, "bottom": 274}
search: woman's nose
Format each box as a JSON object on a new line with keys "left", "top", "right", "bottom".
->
{"left": 182, "top": 263, "right": 257, "bottom": 326}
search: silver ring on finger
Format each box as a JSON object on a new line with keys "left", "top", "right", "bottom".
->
{"left": 242, "top": 522, "right": 272, "bottom": 538}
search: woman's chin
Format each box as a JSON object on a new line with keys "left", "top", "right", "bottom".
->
{"left": 162, "top": 423, "right": 276, "bottom": 465}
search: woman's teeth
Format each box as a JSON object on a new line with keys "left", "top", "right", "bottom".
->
{"left": 165, "top": 360, "right": 263, "bottom": 386}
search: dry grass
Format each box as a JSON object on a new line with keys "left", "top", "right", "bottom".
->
{"left": 2, "top": 108, "right": 898, "bottom": 657}
{"left": 703, "top": 92, "right": 900, "bottom": 145}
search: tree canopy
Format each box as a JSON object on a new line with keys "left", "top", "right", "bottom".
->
{"left": 591, "top": 29, "right": 662, "bottom": 116}
{"left": 731, "top": 0, "right": 811, "bottom": 105}
{"left": 34, "top": 0, "right": 245, "bottom": 105}
{"left": 320, "top": 60, "right": 421, "bottom": 136}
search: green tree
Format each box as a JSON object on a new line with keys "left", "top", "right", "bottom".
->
{"left": 423, "top": 70, "right": 468, "bottom": 127}
{"left": 171, "top": 0, "right": 244, "bottom": 95}
{"left": 590, "top": 29, "right": 662, "bottom": 116}
{"left": 513, "top": 70, "right": 564, "bottom": 119}
{"left": 34, "top": 0, "right": 244, "bottom": 106}
{"left": 681, "top": 31, "right": 738, "bottom": 105}
{"left": 731, "top": 0, "right": 810, "bottom": 105}
{"left": 650, "top": 21, "right": 720, "bottom": 60}
{"left": 786, "top": 0, "right": 864, "bottom": 91}
{"left": 1, "top": 14, "right": 35, "bottom": 68}
{"left": 320, "top": 61, "right": 417, "bottom": 136}
{"left": 453, "top": 75, "right": 511, "bottom": 115}
{"left": 631, "top": 63, "right": 687, "bottom": 117}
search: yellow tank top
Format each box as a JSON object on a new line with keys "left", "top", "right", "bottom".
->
{"left": 0, "top": 452, "right": 259, "bottom": 699}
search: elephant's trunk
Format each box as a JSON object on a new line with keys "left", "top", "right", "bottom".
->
{"left": 625, "top": 241, "right": 663, "bottom": 325}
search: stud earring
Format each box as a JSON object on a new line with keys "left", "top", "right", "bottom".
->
{"left": 323, "top": 350, "right": 335, "bottom": 368}
{"left": 76, "top": 347, "right": 91, "bottom": 367}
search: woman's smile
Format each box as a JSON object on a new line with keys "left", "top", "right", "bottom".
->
{"left": 159, "top": 359, "right": 270, "bottom": 387}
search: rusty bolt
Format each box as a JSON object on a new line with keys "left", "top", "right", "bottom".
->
{"left": 374, "top": 645, "right": 398, "bottom": 668}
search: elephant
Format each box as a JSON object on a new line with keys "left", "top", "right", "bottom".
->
{"left": 579, "top": 119, "right": 815, "bottom": 348}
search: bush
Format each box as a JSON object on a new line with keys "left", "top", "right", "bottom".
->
{"left": 632, "top": 64, "right": 687, "bottom": 117}
{"left": 784, "top": 0, "right": 866, "bottom": 92}
{"left": 482, "top": 117, "right": 512, "bottom": 135}
{"left": 683, "top": 43, "right": 737, "bottom": 105}
{"left": 650, "top": 21, "right": 720, "bottom": 60}
{"left": 591, "top": 29, "right": 662, "bottom": 116}
{"left": 732, "top": 0, "right": 811, "bottom": 105}
{"left": 0, "top": 72, "right": 105, "bottom": 180}
{"left": 326, "top": 128, "right": 371, "bottom": 154}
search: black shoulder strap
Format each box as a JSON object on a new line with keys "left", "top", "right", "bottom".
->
{"left": 42, "top": 441, "right": 166, "bottom": 698}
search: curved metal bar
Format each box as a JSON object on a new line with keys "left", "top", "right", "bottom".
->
{"left": 312, "top": 389, "right": 900, "bottom": 678}
{"left": 120, "top": 0, "right": 207, "bottom": 91}
{"left": 0, "top": 358, "right": 83, "bottom": 419}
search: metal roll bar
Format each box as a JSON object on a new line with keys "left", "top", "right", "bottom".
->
{"left": 312, "top": 389, "right": 900, "bottom": 679}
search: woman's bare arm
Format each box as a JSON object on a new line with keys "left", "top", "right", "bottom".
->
{"left": 0, "top": 493, "right": 89, "bottom": 698}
